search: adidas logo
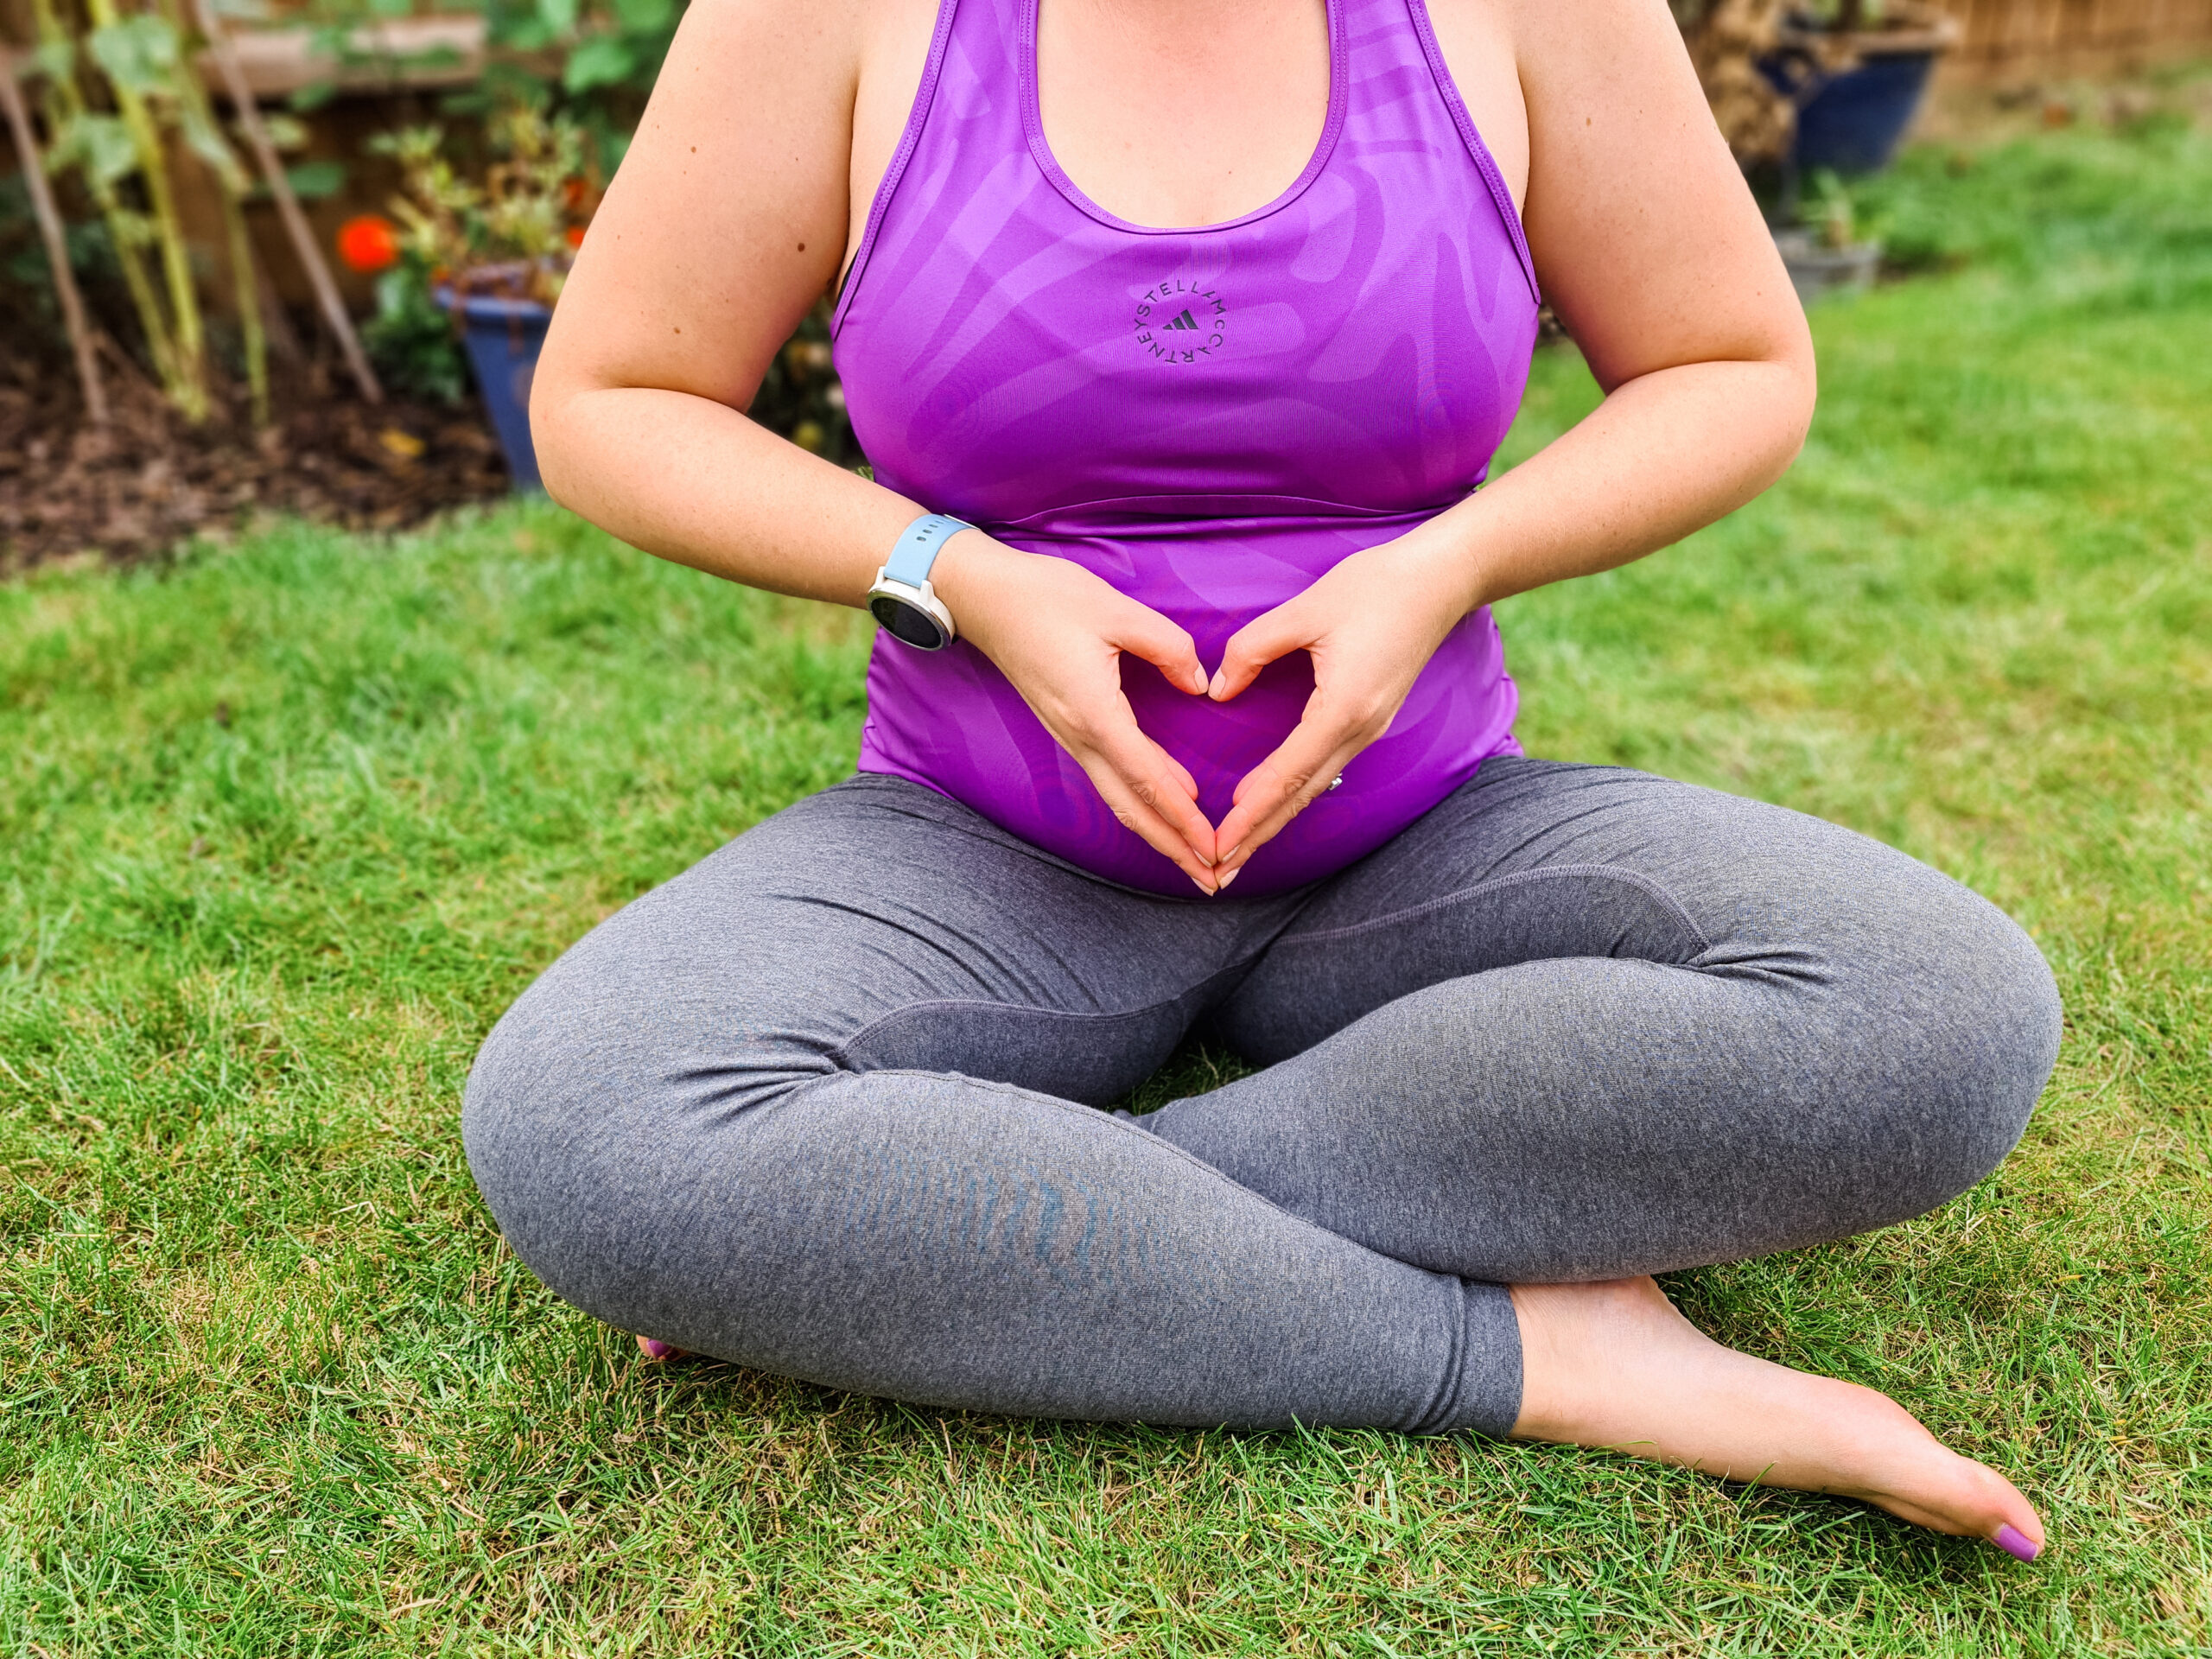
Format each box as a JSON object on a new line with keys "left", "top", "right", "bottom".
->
{"left": 1164, "top": 309, "right": 1199, "bottom": 331}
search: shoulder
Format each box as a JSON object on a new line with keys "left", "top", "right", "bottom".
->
{"left": 1485, "top": 0, "right": 1702, "bottom": 104}
{"left": 664, "top": 0, "right": 935, "bottom": 70}
{"left": 1416, "top": 0, "right": 1724, "bottom": 213}
{"left": 645, "top": 0, "right": 879, "bottom": 96}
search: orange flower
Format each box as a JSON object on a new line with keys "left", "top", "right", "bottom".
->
{"left": 335, "top": 215, "right": 401, "bottom": 275}
{"left": 565, "top": 224, "right": 587, "bottom": 251}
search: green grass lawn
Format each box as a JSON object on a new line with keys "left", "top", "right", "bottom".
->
{"left": 3, "top": 111, "right": 2210, "bottom": 1656}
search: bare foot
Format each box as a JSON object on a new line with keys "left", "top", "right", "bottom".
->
{"left": 636, "top": 1335, "right": 688, "bottom": 1362}
{"left": 1510, "top": 1277, "right": 2044, "bottom": 1560}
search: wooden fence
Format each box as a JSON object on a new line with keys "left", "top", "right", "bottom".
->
{"left": 1936, "top": 0, "right": 2212, "bottom": 74}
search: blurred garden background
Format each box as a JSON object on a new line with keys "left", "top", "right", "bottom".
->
{"left": 3, "top": 0, "right": 2211, "bottom": 1653}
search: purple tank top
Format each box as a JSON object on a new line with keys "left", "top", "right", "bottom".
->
{"left": 834, "top": 0, "right": 1541, "bottom": 897}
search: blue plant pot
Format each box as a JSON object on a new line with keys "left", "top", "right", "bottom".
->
{"left": 437, "top": 289, "right": 553, "bottom": 492}
{"left": 1791, "top": 49, "right": 1940, "bottom": 175}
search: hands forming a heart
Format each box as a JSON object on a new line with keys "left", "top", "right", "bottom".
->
{"left": 931, "top": 528, "right": 1484, "bottom": 894}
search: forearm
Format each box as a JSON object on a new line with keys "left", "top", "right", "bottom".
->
{"left": 534, "top": 383, "right": 921, "bottom": 608}
{"left": 1413, "top": 354, "right": 1815, "bottom": 610}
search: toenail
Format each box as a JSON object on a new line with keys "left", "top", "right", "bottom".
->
{"left": 1993, "top": 1524, "right": 2040, "bottom": 1562}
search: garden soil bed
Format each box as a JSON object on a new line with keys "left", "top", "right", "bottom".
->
{"left": 0, "top": 346, "right": 512, "bottom": 576}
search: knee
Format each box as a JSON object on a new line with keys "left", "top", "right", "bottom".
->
{"left": 461, "top": 987, "right": 603, "bottom": 1281}
{"left": 461, "top": 962, "right": 822, "bottom": 1325}
{"left": 461, "top": 962, "right": 686, "bottom": 1314}
{"left": 1859, "top": 880, "right": 2062, "bottom": 1211}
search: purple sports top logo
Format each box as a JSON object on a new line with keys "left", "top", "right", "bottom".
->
{"left": 1134, "top": 276, "right": 1229, "bottom": 364}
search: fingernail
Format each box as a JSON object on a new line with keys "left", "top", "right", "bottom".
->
{"left": 1208, "top": 671, "right": 1225, "bottom": 698}
{"left": 1191, "top": 669, "right": 1209, "bottom": 694}
{"left": 638, "top": 1337, "right": 678, "bottom": 1361}
{"left": 1217, "top": 867, "right": 1239, "bottom": 890}
{"left": 1993, "top": 1525, "right": 2039, "bottom": 1562}
{"left": 1190, "top": 874, "right": 1217, "bottom": 896}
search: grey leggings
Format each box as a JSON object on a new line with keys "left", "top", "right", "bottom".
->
{"left": 462, "top": 759, "right": 2061, "bottom": 1439}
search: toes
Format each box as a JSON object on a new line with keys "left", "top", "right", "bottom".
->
{"left": 1861, "top": 1454, "right": 2044, "bottom": 1556}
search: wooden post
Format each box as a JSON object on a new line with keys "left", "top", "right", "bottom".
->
{"left": 0, "top": 50, "right": 109, "bottom": 430}
{"left": 191, "top": 0, "right": 383, "bottom": 405}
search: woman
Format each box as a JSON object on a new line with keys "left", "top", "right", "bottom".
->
{"left": 467, "top": 0, "right": 2061, "bottom": 1558}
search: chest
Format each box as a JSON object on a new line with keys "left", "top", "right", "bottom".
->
{"left": 848, "top": 0, "right": 1527, "bottom": 274}
{"left": 832, "top": 0, "right": 1540, "bottom": 526}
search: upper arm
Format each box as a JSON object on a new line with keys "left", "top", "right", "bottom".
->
{"left": 1507, "top": 0, "right": 1812, "bottom": 395}
{"left": 534, "top": 0, "right": 863, "bottom": 414}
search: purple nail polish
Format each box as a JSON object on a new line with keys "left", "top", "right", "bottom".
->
{"left": 1993, "top": 1524, "right": 2039, "bottom": 1562}
{"left": 638, "top": 1337, "right": 677, "bottom": 1361}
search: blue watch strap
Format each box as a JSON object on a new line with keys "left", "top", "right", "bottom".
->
{"left": 881, "top": 513, "right": 971, "bottom": 587}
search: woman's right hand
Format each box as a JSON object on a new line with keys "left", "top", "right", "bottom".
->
{"left": 930, "top": 531, "right": 1220, "bottom": 893}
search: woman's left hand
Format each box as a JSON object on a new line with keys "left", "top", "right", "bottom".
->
{"left": 1207, "top": 532, "right": 1485, "bottom": 886}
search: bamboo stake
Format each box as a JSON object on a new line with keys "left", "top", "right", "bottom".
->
{"left": 254, "top": 255, "right": 305, "bottom": 366}
{"left": 193, "top": 0, "right": 381, "bottom": 404}
{"left": 85, "top": 0, "right": 209, "bottom": 423}
{"left": 219, "top": 186, "right": 268, "bottom": 424}
{"left": 156, "top": 0, "right": 266, "bottom": 424}
{"left": 0, "top": 49, "right": 109, "bottom": 430}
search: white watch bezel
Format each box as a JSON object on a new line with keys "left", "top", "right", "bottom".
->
{"left": 866, "top": 568, "right": 958, "bottom": 648}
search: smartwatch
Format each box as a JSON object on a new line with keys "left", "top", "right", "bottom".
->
{"left": 866, "top": 513, "right": 970, "bottom": 650}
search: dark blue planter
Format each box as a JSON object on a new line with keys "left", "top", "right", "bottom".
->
{"left": 1792, "top": 49, "right": 1940, "bottom": 175}
{"left": 438, "top": 289, "right": 553, "bottom": 492}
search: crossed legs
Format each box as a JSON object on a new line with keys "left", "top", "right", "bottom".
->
{"left": 463, "top": 760, "right": 2061, "bottom": 1550}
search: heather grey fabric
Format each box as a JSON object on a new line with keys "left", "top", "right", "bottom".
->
{"left": 462, "top": 759, "right": 2062, "bottom": 1438}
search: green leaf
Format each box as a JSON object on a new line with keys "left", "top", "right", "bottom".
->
{"left": 87, "top": 16, "right": 182, "bottom": 97}
{"left": 181, "top": 107, "right": 247, "bottom": 191}
{"left": 613, "top": 0, "right": 675, "bottom": 35}
{"left": 106, "top": 204, "right": 155, "bottom": 248}
{"left": 537, "top": 0, "right": 580, "bottom": 40}
{"left": 289, "top": 79, "right": 338, "bottom": 114}
{"left": 561, "top": 35, "right": 636, "bottom": 93}
{"left": 31, "top": 39, "right": 76, "bottom": 83}
{"left": 284, "top": 160, "right": 348, "bottom": 200}
{"left": 369, "top": 0, "right": 412, "bottom": 17}
{"left": 492, "top": 19, "right": 552, "bottom": 52}
{"left": 259, "top": 112, "right": 310, "bottom": 153}
{"left": 53, "top": 112, "right": 140, "bottom": 188}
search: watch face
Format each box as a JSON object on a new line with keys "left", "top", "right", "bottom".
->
{"left": 870, "top": 593, "right": 950, "bottom": 650}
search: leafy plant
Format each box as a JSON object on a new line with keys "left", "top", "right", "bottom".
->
{"left": 352, "top": 97, "right": 595, "bottom": 404}
{"left": 292, "top": 0, "right": 683, "bottom": 168}
{"left": 475, "top": 0, "right": 679, "bottom": 168}
{"left": 1669, "top": 0, "right": 1794, "bottom": 165}
{"left": 24, "top": 0, "right": 270, "bottom": 424}
{"left": 1805, "top": 168, "right": 1859, "bottom": 248}
{"left": 1789, "top": 0, "right": 1895, "bottom": 28}
{"left": 368, "top": 99, "right": 597, "bottom": 302}
{"left": 359, "top": 263, "right": 469, "bottom": 405}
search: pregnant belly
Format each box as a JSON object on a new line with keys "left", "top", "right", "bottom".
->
{"left": 855, "top": 505, "right": 1521, "bottom": 897}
